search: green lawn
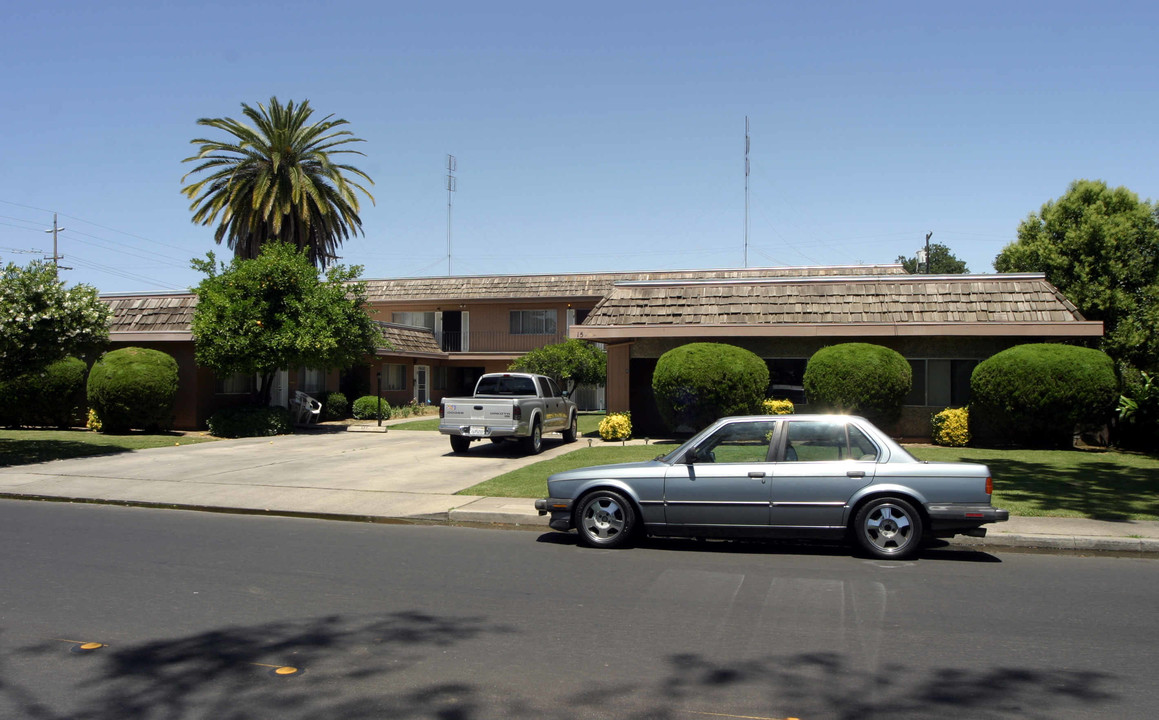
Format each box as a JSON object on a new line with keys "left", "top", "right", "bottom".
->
{"left": 389, "top": 418, "right": 441, "bottom": 431}
{"left": 458, "top": 442, "right": 1159, "bottom": 520}
{"left": 0, "top": 429, "right": 217, "bottom": 467}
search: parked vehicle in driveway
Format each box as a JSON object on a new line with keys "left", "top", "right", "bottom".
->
{"left": 439, "top": 372, "right": 578, "bottom": 455}
{"left": 535, "top": 414, "right": 1008, "bottom": 559}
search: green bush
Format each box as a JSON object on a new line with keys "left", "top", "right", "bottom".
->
{"left": 0, "top": 357, "right": 88, "bottom": 428}
{"left": 970, "top": 343, "right": 1117, "bottom": 448}
{"left": 1117, "top": 367, "right": 1159, "bottom": 449}
{"left": 931, "top": 407, "right": 970, "bottom": 447}
{"left": 206, "top": 406, "right": 293, "bottom": 438}
{"left": 352, "top": 395, "right": 391, "bottom": 420}
{"left": 318, "top": 391, "right": 349, "bottom": 421}
{"left": 803, "top": 343, "right": 911, "bottom": 424}
{"left": 652, "top": 343, "right": 769, "bottom": 432}
{"left": 86, "top": 347, "right": 179, "bottom": 433}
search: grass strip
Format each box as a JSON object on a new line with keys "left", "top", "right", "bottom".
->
{"left": 0, "top": 429, "right": 216, "bottom": 467}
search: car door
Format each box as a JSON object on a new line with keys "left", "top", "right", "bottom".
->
{"left": 770, "top": 419, "right": 878, "bottom": 529}
{"left": 663, "top": 419, "right": 778, "bottom": 528}
{"left": 536, "top": 377, "right": 563, "bottom": 430}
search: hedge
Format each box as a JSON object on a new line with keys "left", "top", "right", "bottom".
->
{"left": 803, "top": 343, "right": 911, "bottom": 424}
{"left": 86, "top": 347, "right": 179, "bottom": 433}
{"left": 652, "top": 343, "right": 769, "bottom": 432}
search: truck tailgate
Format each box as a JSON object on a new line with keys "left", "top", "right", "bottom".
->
{"left": 442, "top": 399, "right": 515, "bottom": 425}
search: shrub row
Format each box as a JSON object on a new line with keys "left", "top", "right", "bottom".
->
{"left": 207, "top": 406, "right": 293, "bottom": 438}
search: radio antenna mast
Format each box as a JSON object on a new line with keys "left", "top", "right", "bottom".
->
{"left": 446, "top": 154, "right": 457, "bottom": 276}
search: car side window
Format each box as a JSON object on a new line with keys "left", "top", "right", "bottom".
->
{"left": 783, "top": 421, "right": 847, "bottom": 462}
{"left": 537, "top": 377, "right": 554, "bottom": 398}
{"left": 547, "top": 378, "right": 563, "bottom": 397}
{"left": 690, "top": 420, "right": 776, "bottom": 464}
{"left": 848, "top": 425, "right": 880, "bottom": 461}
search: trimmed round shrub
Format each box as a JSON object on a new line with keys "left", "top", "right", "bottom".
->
{"left": 0, "top": 357, "right": 88, "bottom": 428}
{"left": 652, "top": 343, "right": 769, "bottom": 433}
{"left": 970, "top": 343, "right": 1117, "bottom": 448}
{"left": 598, "top": 412, "right": 632, "bottom": 441}
{"left": 86, "top": 347, "right": 179, "bottom": 433}
{"left": 803, "top": 343, "right": 911, "bottom": 424}
{"left": 352, "top": 395, "right": 391, "bottom": 420}
{"left": 931, "top": 407, "right": 970, "bottom": 447}
{"left": 207, "top": 406, "right": 293, "bottom": 438}
{"left": 318, "top": 391, "right": 349, "bottom": 421}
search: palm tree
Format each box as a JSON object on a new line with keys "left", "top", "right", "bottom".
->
{"left": 181, "top": 97, "right": 375, "bottom": 268}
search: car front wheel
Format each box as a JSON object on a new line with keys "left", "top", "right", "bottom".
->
{"left": 853, "top": 497, "right": 923, "bottom": 560}
{"left": 562, "top": 413, "right": 578, "bottom": 443}
{"left": 575, "top": 490, "right": 636, "bottom": 549}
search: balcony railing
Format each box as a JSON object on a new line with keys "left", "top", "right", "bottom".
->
{"left": 437, "top": 330, "right": 569, "bottom": 353}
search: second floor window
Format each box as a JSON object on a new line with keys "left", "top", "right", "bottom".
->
{"left": 392, "top": 311, "right": 436, "bottom": 330}
{"left": 510, "top": 309, "right": 557, "bottom": 335}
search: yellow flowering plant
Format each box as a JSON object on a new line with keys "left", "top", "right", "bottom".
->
{"left": 931, "top": 407, "right": 970, "bottom": 447}
{"left": 598, "top": 412, "right": 632, "bottom": 441}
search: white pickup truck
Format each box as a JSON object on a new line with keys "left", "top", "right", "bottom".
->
{"left": 439, "top": 372, "right": 578, "bottom": 454}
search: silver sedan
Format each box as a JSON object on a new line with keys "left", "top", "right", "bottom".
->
{"left": 536, "top": 414, "right": 1008, "bottom": 560}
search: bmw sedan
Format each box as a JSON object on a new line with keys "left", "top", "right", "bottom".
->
{"left": 535, "top": 414, "right": 1008, "bottom": 560}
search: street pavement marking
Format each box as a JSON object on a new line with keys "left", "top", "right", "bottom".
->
{"left": 55, "top": 638, "right": 106, "bottom": 654}
{"left": 249, "top": 661, "right": 304, "bottom": 677}
{"left": 682, "top": 711, "right": 800, "bottom": 720}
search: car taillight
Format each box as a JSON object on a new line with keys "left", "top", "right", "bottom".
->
{"left": 986, "top": 477, "right": 993, "bottom": 495}
{"left": 513, "top": 405, "right": 522, "bottom": 421}
{"left": 439, "top": 404, "right": 445, "bottom": 418}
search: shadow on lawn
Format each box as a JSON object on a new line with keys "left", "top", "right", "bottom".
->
{"left": 980, "top": 455, "right": 1159, "bottom": 521}
{"left": 0, "top": 437, "right": 134, "bottom": 467}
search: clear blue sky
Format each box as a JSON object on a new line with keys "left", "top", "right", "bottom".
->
{"left": 2, "top": 1, "right": 1157, "bottom": 293}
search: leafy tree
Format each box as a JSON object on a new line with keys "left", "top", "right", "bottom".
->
{"left": 509, "top": 339, "right": 606, "bottom": 393}
{"left": 190, "top": 243, "right": 384, "bottom": 406}
{"left": 995, "top": 180, "right": 1159, "bottom": 369}
{"left": 896, "top": 243, "right": 969, "bottom": 274}
{"left": 181, "top": 97, "right": 375, "bottom": 269}
{"left": 0, "top": 260, "right": 110, "bottom": 382}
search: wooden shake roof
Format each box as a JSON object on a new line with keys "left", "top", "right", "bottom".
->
{"left": 362, "top": 264, "right": 907, "bottom": 302}
{"left": 572, "top": 273, "right": 1103, "bottom": 340}
{"left": 102, "top": 293, "right": 197, "bottom": 339}
{"left": 374, "top": 322, "right": 444, "bottom": 356}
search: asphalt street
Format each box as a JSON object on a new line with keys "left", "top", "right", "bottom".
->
{"left": 3, "top": 500, "right": 1158, "bottom": 719}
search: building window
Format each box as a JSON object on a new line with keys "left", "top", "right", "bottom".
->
{"left": 216, "top": 372, "right": 255, "bottom": 395}
{"left": 299, "top": 367, "right": 325, "bottom": 394}
{"left": 381, "top": 364, "right": 407, "bottom": 391}
{"left": 906, "top": 359, "right": 978, "bottom": 406}
{"left": 433, "top": 366, "right": 447, "bottom": 391}
{"left": 767, "top": 359, "right": 807, "bottom": 404}
{"left": 392, "top": 311, "right": 436, "bottom": 329}
{"left": 510, "top": 309, "right": 557, "bottom": 335}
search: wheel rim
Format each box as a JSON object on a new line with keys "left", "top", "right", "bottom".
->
{"left": 863, "top": 503, "right": 914, "bottom": 553}
{"left": 581, "top": 496, "right": 625, "bottom": 540}
{"left": 532, "top": 425, "right": 541, "bottom": 450}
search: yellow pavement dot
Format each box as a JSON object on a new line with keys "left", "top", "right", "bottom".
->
{"left": 79, "top": 642, "right": 104, "bottom": 650}
{"left": 273, "top": 666, "right": 300, "bottom": 676}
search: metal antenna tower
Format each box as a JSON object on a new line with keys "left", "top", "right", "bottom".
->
{"left": 44, "top": 212, "right": 70, "bottom": 271}
{"left": 744, "top": 117, "right": 750, "bottom": 268}
{"left": 446, "top": 154, "right": 457, "bottom": 276}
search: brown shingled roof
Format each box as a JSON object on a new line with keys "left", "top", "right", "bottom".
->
{"left": 102, "top": 293, "right": 197, "bottom": 337}
{"left": 573, "top": 274, "right": 1101, "bottom": 339}
{"left": 374, "top": 322, "right": 444, "bottom": 356}
{"left": 362, "top": 264, "right": 906, "bottom": 302}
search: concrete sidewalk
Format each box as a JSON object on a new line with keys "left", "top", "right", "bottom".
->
{"left": 1, "top": 427, "right": 1157, "bottom": 555}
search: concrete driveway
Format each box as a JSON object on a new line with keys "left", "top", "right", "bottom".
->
{"left": 0, "top": 429, "right": 584, "bottom": 523}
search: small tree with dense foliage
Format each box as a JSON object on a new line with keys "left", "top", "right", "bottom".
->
{"left": 0, "top": 260, "right": 110, "bottom": 382}
{"left": 970, "top": 343, "right": 1117, "bottom": 448}
{"left": 87, "top": 347, "right": 180, "bottom": 433}
{"left": 509, "top": 339, "right": 606, "bottom": 394}
{"left": 1, "top": 356, "right": 89, "bottom": 428}
{"left": 652, "top": 343, "right": 769, "bottom": 432}
{"left": 191, "top": 243, "right": 383, "bottom": 406}
{"left": 803, "top": 343, "right": 911, "bottom": 424}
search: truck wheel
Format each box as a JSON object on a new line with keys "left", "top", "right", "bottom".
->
{"left": 450, "top": 436, "right": 471, "bottom": 454}
{"left": 562, "top": 413, "right": 578, "bottom": 443}
{"left": 523, "top": 421, "right": 543, "bottom": 455}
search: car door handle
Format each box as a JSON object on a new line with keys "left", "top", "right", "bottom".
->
{"left": 748, "top": 471, "right": 767, "bottom": 484}
{"left": 847, "top": 470, "right": 866, "bottom": 478}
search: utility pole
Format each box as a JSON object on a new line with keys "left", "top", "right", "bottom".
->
{"left": 924, "top": 231, "right": 933, "bottom": 273}
{"left": 44, "top": 213, "right": 66, "bottom": 272}
{"left": 744, "top": 117, "right": 750, "bottom": 268}
{"left": 446, "top": 154, "right": 456, "bottom": 276}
